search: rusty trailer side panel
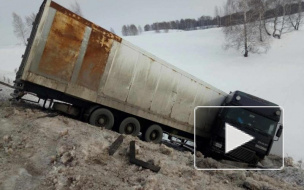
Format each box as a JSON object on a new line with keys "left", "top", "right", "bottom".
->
{"left": 38, "top": 10, "right": 86, "bottom": 82}
{"left": 20, "top": 0, "right": 227, "bottom": 138}
{"left": 77, "top": 28, "right": 114, "bottom": 91}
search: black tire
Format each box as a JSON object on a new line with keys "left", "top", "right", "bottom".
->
{"left": 144, "top": 124, "right": 163, "bottom": 143}
{"left": 119, "top": 117, "right": 141, "bottom": 136}
{"left": 89, "top": 108, "right": 114, "bottom": 129}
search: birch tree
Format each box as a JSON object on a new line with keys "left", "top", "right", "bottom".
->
{"left": 122, "top": 25, "right": 128, "bottom": 36}
{"left": 215, "top": 6, "right": 221, "bottom": 27}
{"left": 260, "top": 0, "right": 272, "bottom": 36}
{"left": 278, "top": 1, "right": 289, "bottom": 38}
{"left": 270, "top": 0, "right": 282, "bottom": 38}
{"left": 255, "top": 0, "right": 272, "bottom": 38}
{"left": 288, "top": 0, "right": 303, "bottom": 30}
{"left": 25, "top": 13, "right": 36, "bottom": 29}
{"left": 25, "top": 13, "right": 36, "bottom": 36}
{"left": 223, "top": 0, "right": 270, "bottom": 57}
{"left": 12, "top": 12, "right": 27, "bottom": 45}
{"left": 268, "top": 0, "right": 297, "bottom": 38}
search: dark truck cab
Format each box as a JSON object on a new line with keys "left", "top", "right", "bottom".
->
{"left": 209, "top": 91, "right": 283, "bottom": 164}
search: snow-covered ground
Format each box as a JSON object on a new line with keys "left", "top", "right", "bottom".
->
{"left": 0, "top": 28, "right": 303, "bottom": 161}
{"left": 1, "top": 105, "right": 303, "bottom": 189}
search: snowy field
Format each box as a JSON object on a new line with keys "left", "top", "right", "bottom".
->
{"left": 0, "top": 28, "right": 303, "bottom": 161}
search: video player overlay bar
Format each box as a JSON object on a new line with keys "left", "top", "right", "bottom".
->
{"left": 194, "top": 106, "right": 283, "bottom": 170}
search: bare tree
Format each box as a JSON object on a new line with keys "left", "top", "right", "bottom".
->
{"left": 270, "top": 0, "right": 282, "bottom": 38}
{"left": 223, "top": 0, "right": 270, "bottom": 57}
{"left": 122, "top": 25, "right": 128, "bottom": 36}
{"left": 129, "top": 25, "right": 138, "bottom": 36}
{"left": 25, "top": 13, "right": 36, "bottom": 29}
{"left": 278, "top": 1, "right": 289, "bottom": 38}
{"left": 144, "top": 24, "right": 151, "bottom": 31}
{"left": 268, "top": 0, "right": 289, "bottom": 38}
{"left": 254, "top": 0, "right": 272, "bottom": 39}
{"left": 296, "top": 0, "right": 303, "bottom": 30}
{"left": 12, "top": 12, "right": 27, "bottom": 45}
{"left": 261, "top": 0, "right": 272, "bottom": 36}
{"left": 70, "top": 1, "right": 83, "bottom": 16}
{"left": 241, "top": 1, "right": 250, "bottom": 57}
{"left": 268, "top": 0, "right": 298, "bottom": 38}
{"left": 215, "top": 6, "right": 223, "bottom": 27}
{"left": 215, "top": 6, "right": 220, "bottom": 27}
{"left": 25, "top": 13, "right": 36, "bottom": 36}
{"left": 288, "top": 0, "right": 303, "bottom": 30}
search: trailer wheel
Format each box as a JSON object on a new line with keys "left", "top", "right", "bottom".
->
{"left": 144, "top": 124, "right": 163, "bottom": 143}
{"left": 119, "top": 117, "right": 141, "bottom": 136}
{"left": 89, "top": 108, "right": 114, "bottom": 129}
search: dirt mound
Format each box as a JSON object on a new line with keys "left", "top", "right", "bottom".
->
{"left": 0, "top": 99, "right": 303, "bottom": 190}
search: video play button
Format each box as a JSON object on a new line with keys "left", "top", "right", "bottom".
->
{"left": 225, "top": 123, "right": 255, "bottom": 154}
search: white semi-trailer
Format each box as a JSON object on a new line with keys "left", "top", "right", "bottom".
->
{"left": 13, "top": 0, "right": 282, "bottom": 164}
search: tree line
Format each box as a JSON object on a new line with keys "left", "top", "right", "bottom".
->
{"left": 122, "top": 25, "right": 143, "bottom": 36}
{"left": 143, "top": 16, "right": 218, "bottom": 32}
{"left": 121, "top": 16, "right": 218, "bottom": 36}
{"left": 120, "top": 0, "right": 303, "bottom": 58}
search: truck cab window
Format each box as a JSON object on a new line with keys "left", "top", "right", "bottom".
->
{"left": 225, "top": 108, "right": 277, "bottom": 136}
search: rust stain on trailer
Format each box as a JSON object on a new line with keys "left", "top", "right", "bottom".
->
{"left": 38, "top": 11, "right": 86, "bottom": 81}
{"left": 50, "top": 1, "right": 122, "bottom": 43}
{"left": 77, "top": 29, "right": 113, "bottom": 91}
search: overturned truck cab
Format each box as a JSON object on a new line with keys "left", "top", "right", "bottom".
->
{"left": 207, "top": 91, "right": 283, "bottom": 164}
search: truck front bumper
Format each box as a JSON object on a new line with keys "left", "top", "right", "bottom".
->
{"left": 211, "top": 145, "right": 257, "bottom": 164}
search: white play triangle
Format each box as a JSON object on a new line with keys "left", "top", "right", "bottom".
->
{"left": 225, "top": 123, "right": 255, "bottom": 154}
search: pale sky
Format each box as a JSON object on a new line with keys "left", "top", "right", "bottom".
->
{"left": 0, "top": 0, "right": 225, "bottom": 46}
